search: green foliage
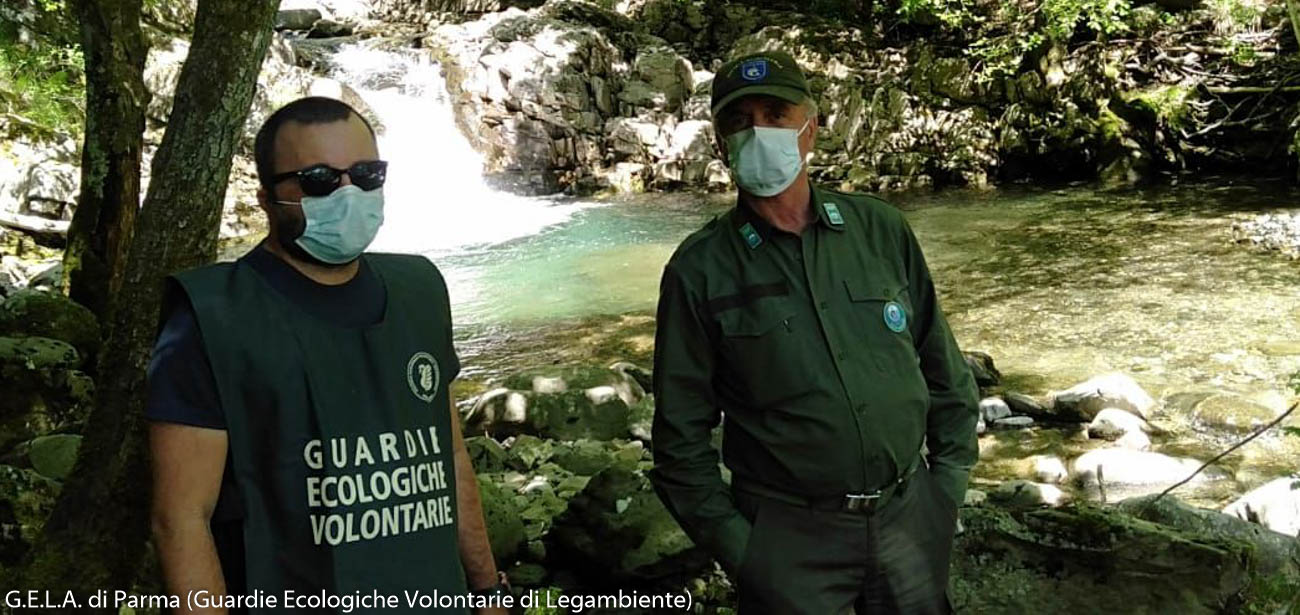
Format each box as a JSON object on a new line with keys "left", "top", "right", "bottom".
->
{"left": 0, "top": 7, "right": 84, "bottom": 134}
{"left": 937, "top": 0, "right": 1132, "bottom": 82}
{"left": 895, "top": 0, "right": 973, "bottom": 28}
{"left": 1206, "top": 0, "right": 1264, "bottom": 36}
{"left": 1042, "top": 0, "right": 1130, "bottom": 40}
{"left": 523, "top": 588, "right": 565, "bottom": 615}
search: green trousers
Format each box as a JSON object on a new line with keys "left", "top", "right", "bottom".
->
{"left": 732, "top": 466, "right": 958, "bottom": 614}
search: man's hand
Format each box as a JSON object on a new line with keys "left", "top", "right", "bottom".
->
{"left": 150, "top": 421, "right": 229, "bottom": 614}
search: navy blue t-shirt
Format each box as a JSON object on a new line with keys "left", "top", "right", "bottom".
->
{"left": 145, "top": 243, "right": 461, "bottom": 596}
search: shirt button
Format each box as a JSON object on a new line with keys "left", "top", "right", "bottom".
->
{"left": 820, "top": 301, "right": 829, "bottom": 310}
{"left": 837, "top": 352, "right": 846, "bottom": 361}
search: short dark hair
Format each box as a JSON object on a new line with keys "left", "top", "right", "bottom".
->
{"left": 253, "top": 96, "right": 377, "bottom": 193}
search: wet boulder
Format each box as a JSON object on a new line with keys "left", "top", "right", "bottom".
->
{"left": 1087, "top": 407, "right": 1149, "bottom": 441}
{"left": 1049, "top": 373, "right": 1155, "bottom": 421}
{"left": 1222, "top": 477, "right": 1300, "bottom": 539}
{"left": 979, "top": 397, "right": 1012, "bottom": 423}
{"left": 1192, "top": 394, "right": 1279, "bottom": 435}
{"left": 989, "top": 480, "right": 1067, "bottom": 508}
{"left": 1069, "top": 448, "right": 1228, "bottom": 500}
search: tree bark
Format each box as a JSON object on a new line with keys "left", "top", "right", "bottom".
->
{"left": 1288, "top": 0, "right": 1300, "bottom": 53}
{"left": 62, "top": 0, "right": 149, "bottom": 321}
{"left": 21, "top": 0, "right": 281, "bottom": 601}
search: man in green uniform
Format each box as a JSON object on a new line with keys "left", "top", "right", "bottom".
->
{"left": 147, "top": 97, "right": 507, "bottom": 613}
{"left": 650, "top": 51, "right": 979, "bottom": 614}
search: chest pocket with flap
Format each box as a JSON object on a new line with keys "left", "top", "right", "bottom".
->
{"left": 844, "top": 278, "right": 919, "bottom": 373}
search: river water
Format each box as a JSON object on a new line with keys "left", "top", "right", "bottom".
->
{"left": 272, "top": 42, "right": 1300, "bottom": 504}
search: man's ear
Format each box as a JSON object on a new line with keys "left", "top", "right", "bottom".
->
{"left": 257, "top": 186, "right": 271, "bottom": 213}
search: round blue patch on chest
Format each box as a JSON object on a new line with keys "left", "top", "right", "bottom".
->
{"left": 883, "top": 301, "right": 907, "bottom": 333}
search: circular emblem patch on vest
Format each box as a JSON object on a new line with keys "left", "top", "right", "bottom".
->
{"left": 406, "top": 352, "right": 441, "bottom": 403}
{"left": 883, "top": 301, "right": 907, "bottom": 333}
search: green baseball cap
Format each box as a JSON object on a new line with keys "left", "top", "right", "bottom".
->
{"left": 711, "top": 50, "right": 811, "bottom": 118}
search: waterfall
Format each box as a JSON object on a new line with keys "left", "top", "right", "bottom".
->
{"left": 324, "top": 43, "right": 591, "bottom": 257}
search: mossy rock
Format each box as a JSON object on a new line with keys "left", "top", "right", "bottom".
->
{"left": 506, "top": 435, "right": 554, "bottom": 471}
{"left": 950, "top": 502, "right": 1266, "bottom": 613}
{"left": 465, "top": 436, "right": 508, "bottom": 474}
{"left": 476, "top": 475, "right": 525, "bottom": 563}
{"left": 0, "top": 337, "right": 92, "bottom": 448}
{"left": 0, "top": 464, "right": 58, "bottom": 567}
{"left": 503, "top": 366, "right": 624, "bottom": 393}
{"left": 548, "top": 466, "right": 710, "bottom": 582}
{"left": 28, "top": 433, "right": 80, "bottom": 481}
{"left": 528, "top": 391, "right": 630, "bottom": 441}
{"left": 507, "top": 562, "right": 548, "bottom": 587}
{"left": 0, "top": 290, "right": 100, "bottom": 363}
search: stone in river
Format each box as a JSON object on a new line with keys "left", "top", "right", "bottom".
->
{"left": 1222, "top": 477, "right": 1300, "bottom": 538}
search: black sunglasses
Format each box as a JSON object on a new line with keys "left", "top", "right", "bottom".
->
{"left": 272, "top": 160, "right": 388, "bottom": 197}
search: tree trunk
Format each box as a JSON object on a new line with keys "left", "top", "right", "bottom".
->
{"left": 21, "top": 0, "right": 280, "bottom": 600}
{"left": 1289, "top": 0, "right": 1300, "bottom": 52}
{"left": 62, "top": 0, "right": 148, "bottom": 321}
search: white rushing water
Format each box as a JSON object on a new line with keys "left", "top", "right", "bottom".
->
{"left": 324, "top": 43, "right": 593, "bottom": 257}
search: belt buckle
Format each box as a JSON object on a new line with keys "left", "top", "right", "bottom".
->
{"left": 843, "top": 491, "right": 882, "bottom": 513}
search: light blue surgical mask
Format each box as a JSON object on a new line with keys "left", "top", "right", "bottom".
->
{"left": 725, "top": 119, "right": 809, "bottom": 197}
{"left": 278, "top": 184, "right": 384, "bottom": 264}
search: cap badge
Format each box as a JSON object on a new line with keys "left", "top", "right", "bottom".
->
{"left": 740, "top": 59, "right": 768, "bottom": 81}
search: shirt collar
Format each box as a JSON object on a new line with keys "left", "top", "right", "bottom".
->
{"left": 730, "top": 182, "right": 846, "bottom": 250}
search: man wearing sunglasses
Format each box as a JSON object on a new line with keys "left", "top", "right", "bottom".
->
{"left": 146, "top": 97, "right": 507, "bottom": 613}
{"left": 650, "top": 51, "right": 978, "bottom": 614}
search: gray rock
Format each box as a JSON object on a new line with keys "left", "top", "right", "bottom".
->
{"left": 1193, "top": 394, "right": 1278, "bottom": 435}
{"left": 1087, "top": 407, "right": 1148, "bottom": 441}
{"left": 1003, "top": 392, "right": 1048, "bottom": 416}
{"left": 989, "top": 480, "right": 1066, "bottom": 508}
{"left": 308, "top": 18, "right": 354, "bottom": 39}
{"left": 275, "top": 8, "right": 323, "bottom": 31}
{"left": 991, "top": 416, "right": 1034, "bottom": 430}
{"left": 1050, "top": 373, "right": 1155, "bottom": 421}
{"left": 1115, "top": 429, "right": 1151, "bottom": 451}
{"left": 1222, "top": 477, "right": 1300, "bottom": 538}
{"left": 963, "top": 351, "right": 1000, "bottom": 387}
{"left": 1031, "top": 455, "right": 1069, "bottom": 484}
{"left": 979, "top": 397, "right": 1012, "bottom": 422}
{"left": 1070, "top": 449, "right": 1227, "bottom": 498}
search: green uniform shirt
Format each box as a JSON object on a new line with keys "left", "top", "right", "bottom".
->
{"left": 649, "top": 183, "right": 979, "bottom": 571}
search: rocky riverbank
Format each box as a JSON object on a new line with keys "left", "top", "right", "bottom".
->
{"left": 0, "top": 286, "right": 1297, "bottom": 610}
